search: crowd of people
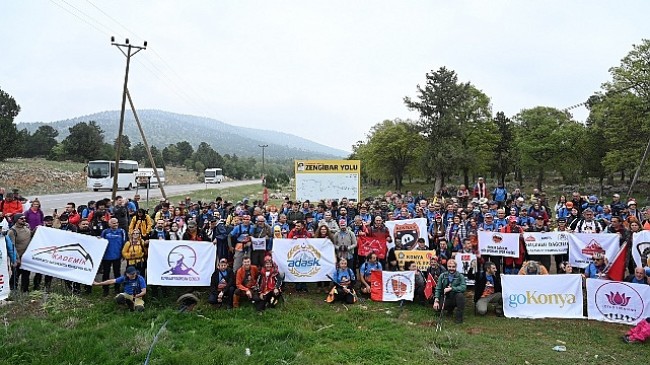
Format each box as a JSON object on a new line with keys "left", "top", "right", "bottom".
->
{"left": 2, "top": 180, "right": 650, "bottom": 322}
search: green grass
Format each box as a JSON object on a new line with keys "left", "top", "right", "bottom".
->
{"left": 2, "top": 287, "right": 648, "bottom": 365}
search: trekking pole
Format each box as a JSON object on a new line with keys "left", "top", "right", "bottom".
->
{"left": 435, "top": 292, "right": 448, "bottom": 332}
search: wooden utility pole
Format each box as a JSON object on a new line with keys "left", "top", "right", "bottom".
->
{"left": 110, "top": 37, "right": 146, "bottom": 200}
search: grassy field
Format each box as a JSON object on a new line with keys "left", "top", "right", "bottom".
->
{"left": 2, "top": 286, "right": 648, "bottom": 365}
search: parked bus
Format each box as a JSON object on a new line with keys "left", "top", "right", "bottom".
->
{"left": 204, "top": 168, "right": 224, "bottom": 184}
{"left": 136, "top": 168, "right": 166, "bottom": 187}
{"left": 87, "top": 160, "right": 139, "bottom": 191}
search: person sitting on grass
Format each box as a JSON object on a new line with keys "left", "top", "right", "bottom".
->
{"left": 358, "top": 252, "right": 382, "bottom": 295}
{"left": 208, "top": 258, "right": 235, "bottom": 308}
{"left": 326, "top": 258, "right": 357, "bottom": 304}
{"left": 93, "top": 266, "right": 146, "bottom": 312}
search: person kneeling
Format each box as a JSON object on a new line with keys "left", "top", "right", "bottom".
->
{"left": 474, "top": 261, "right": 503, "bottom": 316}
{"left": 233, "top": 256, "right": 259, "bottom": 308}
{"left": 326, "top": 258, "right": 357, "bottom": 304}
{"left": 208, "top": 258, "right": 235, "bottom": 309}
{"left": 93, "top": 266, "right": 146, "bottom": 312}
{"left": 433, "top": 259, "right": 466, "bottom": 324}
{"left": 253, "top": 256, "right": 284, "bottom": 311}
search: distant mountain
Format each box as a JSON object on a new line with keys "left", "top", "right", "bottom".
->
{"left": 17, "top": 110, "right": 348, "bottom": 159}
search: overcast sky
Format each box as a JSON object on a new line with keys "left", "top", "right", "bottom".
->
{"left": 2, "top": 1, "right": 649, "bottom": 152}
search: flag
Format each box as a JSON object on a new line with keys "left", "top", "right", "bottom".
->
{"left": 605, "top": 242, "right": 628, "bottom": 282}
{"left": 424, "top": 272, "right": 436, "bottom": 300}
{"left": 369, "top": 271, "right": 415, "bottom": 302}
{"left": 357, "top": 235, "right": 387, "bottom": 259}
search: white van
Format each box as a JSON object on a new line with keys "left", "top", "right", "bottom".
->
{"left": 205, "top": 168, "right": 224, "bottom": 183}
{"left": 136, "top": 168, "right": 166, "bottom": 187}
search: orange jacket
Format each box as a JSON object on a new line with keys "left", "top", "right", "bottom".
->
{"left": 236, "top": 265, "right": 259, "bottom": 291}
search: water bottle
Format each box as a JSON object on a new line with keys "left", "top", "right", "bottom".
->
{"left": 552, "top": 345, "right": 566, "bottom": 352}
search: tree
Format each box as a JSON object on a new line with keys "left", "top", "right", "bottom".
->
{"left": 514, "top": 107, "right": 578, "bottom": 190}
{"left": 403, "top": 67, "right": 488, "bottom": 191}
{"left": 492, "top": 112, "right": 514, "bottom": 185}
{"left": 0, "top": 87, "right": 21, "bottom": 161}
{"left": 162, "top": 144, "right": 179, "bottom": 166}
{"left": 359, "top": 119, "right": 423, "bottom": 191}
{"left": 62, "top": 121, "right": 104, "bottom": 162}
{"left": 144, "top": 146, "right": 165, "bottom": 168}
{"left": 175, "top": 141, "right": 194, "bottom": 165}
{"left": 193, "top": 142, "right": 224, "bottom": 172}
{"left": 131, "top": 142, "right": 147, "bottom": 163}
{"left": 113, "top": 135, "right": 132, "bottom": 160}
{"left": 30, "top": 125, "right": 59, "bottom": 157}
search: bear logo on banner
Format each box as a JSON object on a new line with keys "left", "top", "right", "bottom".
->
{"left": 394, "top": 222, "right": 419, "bottom": 249}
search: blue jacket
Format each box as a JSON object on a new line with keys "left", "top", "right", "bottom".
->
{"left": 101, "top": 228, "right": 127, "bottom": 260}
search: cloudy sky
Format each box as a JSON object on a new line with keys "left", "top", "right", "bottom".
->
{"left": 2, "top": 1, "right": 649, "bottom": 152}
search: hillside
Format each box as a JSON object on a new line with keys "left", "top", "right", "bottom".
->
{"left": 17, "top": 110, "right": 348, "bottom": 160}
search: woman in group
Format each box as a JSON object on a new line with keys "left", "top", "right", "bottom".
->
{"left": 428, "top": 214, "right": 445, "bottom": 251}
{"left": 254, "top": 256, "right": 284, "bottom": 311}
{"left": 169, "top": 221, "right": 183, "bottom": 240}
{"left": 326, "top": 258, "right": 357, "bottom": 304}
{"left": 122, "top": 229, "right": 147, "bottom": 275}
{"left": 23, "top": 199, "right": 44, "bottom": 231}
{"left": 129, "top": 209, "right": 153, "bottom": 236}
{"left": 172, "top": 207, "right": 186, "bottom": 235}
{"left": 314, "top": 224, "right": 335, "bottom": 292}
{"left": 407, "top": 261, "right": 427, "bottom": 305}
{"left": 628, "top": 218, "right": 644, "bottom": 276}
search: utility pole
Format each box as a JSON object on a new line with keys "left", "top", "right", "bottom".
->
{"left": 258, "top": 144, "right": 268, "bottom": 181}
{"left": 110, "top": 36, "right": 146, "bottom": 201}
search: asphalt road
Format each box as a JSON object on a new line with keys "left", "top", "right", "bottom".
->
{"left": 34, "top": 180, "right": 260, "bottom": 214}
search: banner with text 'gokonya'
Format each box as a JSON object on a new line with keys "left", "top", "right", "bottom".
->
{"left": 20, "top": 226, "right": 108, "bottom": 285}
{"left": 501, "top": 274, "right": 584, "bottom": 319}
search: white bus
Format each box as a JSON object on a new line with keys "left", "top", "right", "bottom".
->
{"left": 136, "top": 168, "right": 166, "bottom": 187}
{"left": 204, "top": 168, "right": 224, "bottom": 184}
{"left": 87, "top": 160, "right": 139, "bottom": 191}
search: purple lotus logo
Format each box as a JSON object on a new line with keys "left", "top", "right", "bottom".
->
{"left": 605, "top": 292, "right": 631, "bottom": 307}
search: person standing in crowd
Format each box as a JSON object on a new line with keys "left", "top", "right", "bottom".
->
{"left": 433, "top": 259, "right": 467, "bottom": 324}
{"left": 625, "top": 267, "right": 650, "bottom": 285}
{"left": 358, "top": 252, "right": 382, "bottom": 295}
{"left": 230, "top": 214, "right": 256, "bottom": 273}
{"left": 122, "top": 229, "right": 147, "bottom": 276}
{"left": 473, "top": 177, "right": 488, "bottom": 199}
{"left": 88, "top": 200, "right": 111, "bottom": 236}
{"left": 32, "top": 215, "right": 54, "bottom": 291}
{"left": 251, "top": 215, "right": 272, "bottom": 267}
{"left": 526, "top": 216, "right": 551, "bottom": 271}
{"left": 8, "top": 213, "right": 33, "bottom": 292}
{"left": 501, "top": 217, "right": 525, "bottom": 274}
{"left": 584, "top": 252, "right": 608, "bottom": 279}
{"left": 474, "top": 261, "right": 503, "bottom": 316}
{"left": 208, "top": 258, "right": 235, "bottom": 308}
{"left": 113, "top": 196, "right": 130, "bottom": 232}
{"left": 23, "top": 199, "right": 44, "bottom": 231}
{"left": 1, "top": 193, "right": 24, "bottom": 223}
{"left": 129, "top": 209, "right": 153, "bottom": 236}
{"left": 100, "top": 218, "right": 127, "bottom": 296}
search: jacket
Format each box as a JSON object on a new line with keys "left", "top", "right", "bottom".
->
{"left": 122, "top": 238, "right": 147, "bottom": 265}
{"left": 8, "top": 224, "right": 32, "bottom": 258}
{"left": 474, "top": 272, "right": 502, "bottom": 303}
{"left": 434, "top": 271, "right": 467, "bottom": 300}
{"left": 210, "top": 268, "right": 235, "bottom": 295}
{"left": 236, "top": 265, "right": 260, "bottom": 291}
{"left": 129, "top": 215, "right": 153, "bottom": 235}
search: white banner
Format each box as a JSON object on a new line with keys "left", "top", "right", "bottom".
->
{"left": 0, "top": 236, "right": 10, "bottom": 300}
{"left": 501, "top": 274, "right": 584, "bottom": 319}
{"left": 522, "top": 231, "right": 569, "bottom": 255}
{"left": 587, "top": 279, "right": 650, "bottom": 325}
{"left": 147, "top": 240, "right": 216, "bottom": 286}
{"left": 370, "top": 271, "right": 415, "bottom": 302}
{"left": 251, "top": 237, "right": 266, "bottom": 251}
{"left": 272, "top": 238, "right": 336, "bottom": 283}
{"left": 478, "top": 231, "right": 519, "bottom": 258}
{"left": 568, "top": 233, "right": 619, "bottom": 269}
{"left": 20, "top": 226, "right": 108, "bottom": 285}
{"left": 385, "top": 218, "right": 429, "bottom": 249}
{"left": 632, "top": 231, "right": 650, "bottom": 268}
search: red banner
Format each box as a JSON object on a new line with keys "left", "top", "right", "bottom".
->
{"left": 357, "top": 236, "right": 387, "bottom": 259}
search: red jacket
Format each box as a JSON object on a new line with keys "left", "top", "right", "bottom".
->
{"left": 1, "top": 200, "right": 24, "bottom": 218}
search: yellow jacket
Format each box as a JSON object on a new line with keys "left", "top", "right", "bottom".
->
{"left": 122, "top": 239, "right": 147, "bottom": 265}
{"left": 129, "top": 215, "right": 153, "bottom": 235}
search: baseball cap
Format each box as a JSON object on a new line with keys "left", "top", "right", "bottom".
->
{"left": 44, "top": 215, "right": 54, "bottom": 222}
{"left": 628, "top": 200, "right": 637, "bottom": 206}
{"left": 125, "top": 266, "right": 137, "bottom": 275}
